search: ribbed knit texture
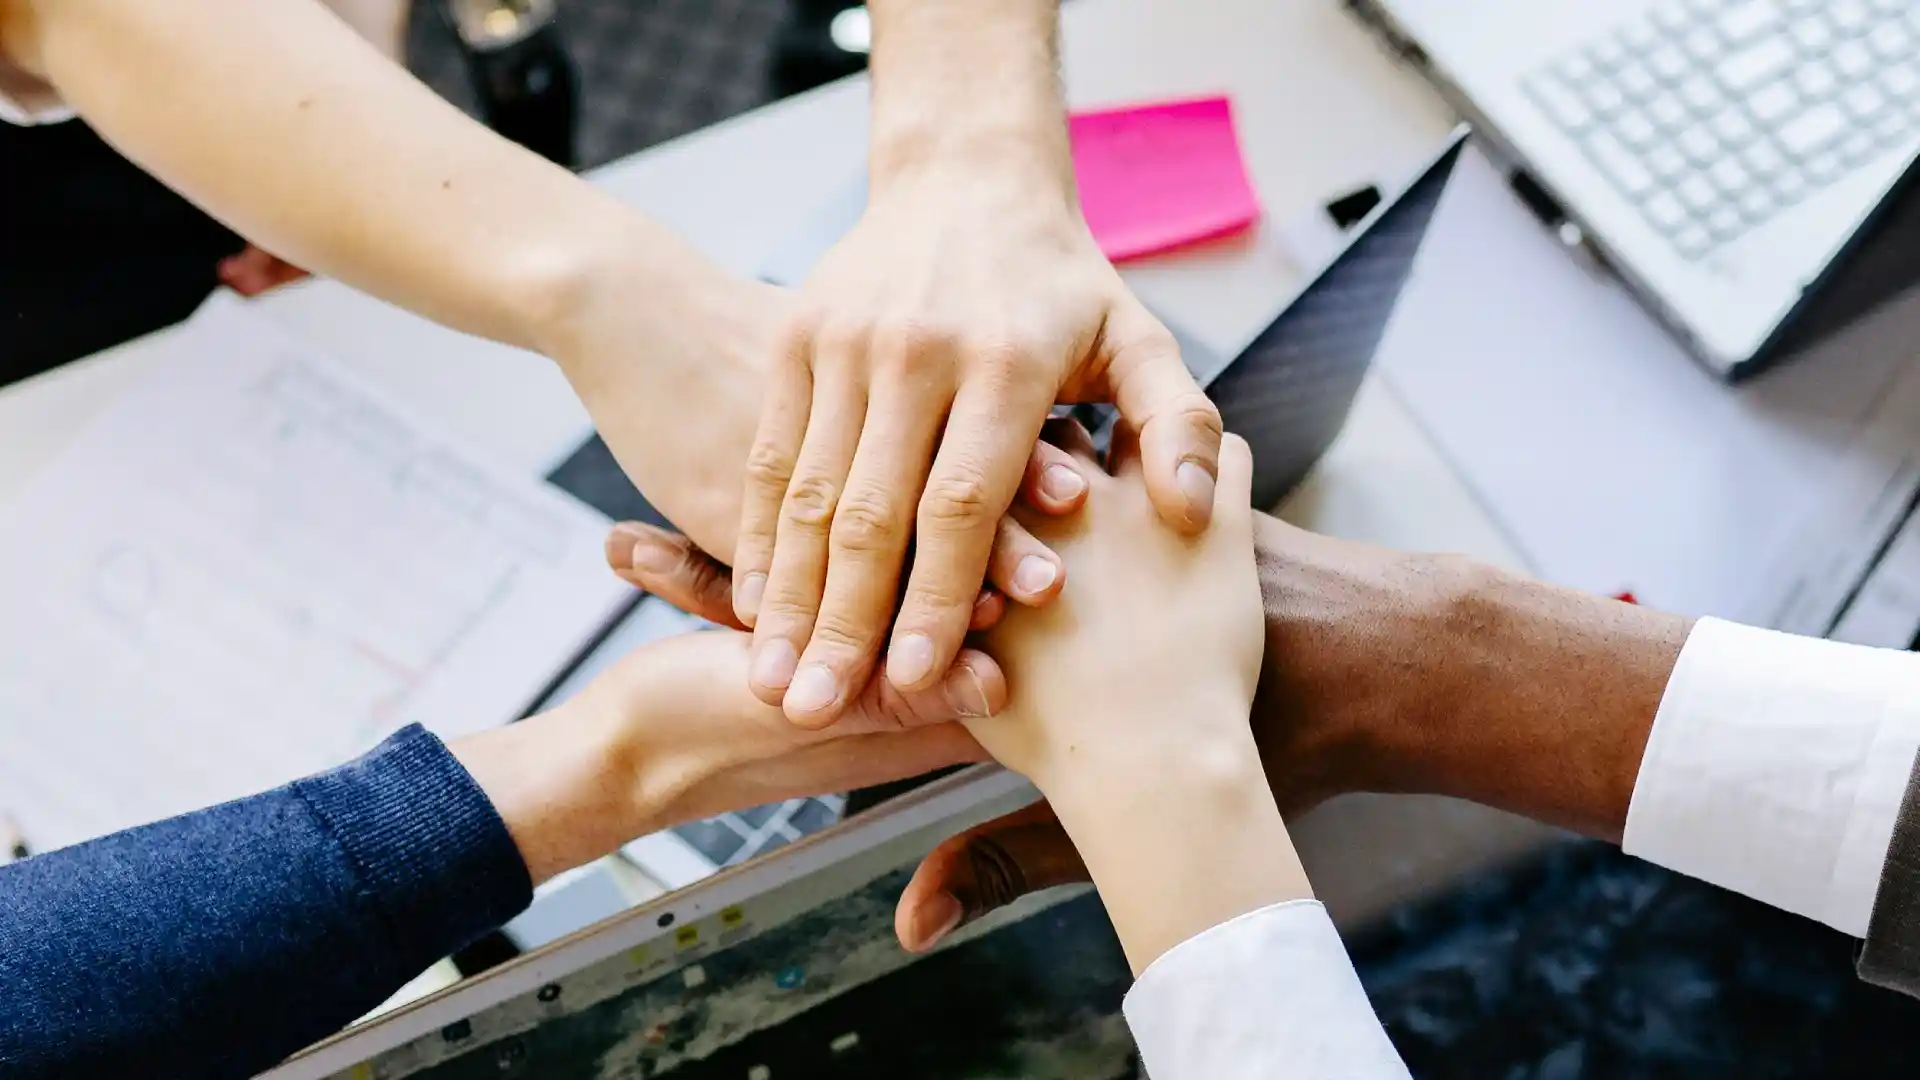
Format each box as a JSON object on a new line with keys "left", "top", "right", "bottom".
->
{"left": 0, "top": 724, "right": 533, "bottom": 1079}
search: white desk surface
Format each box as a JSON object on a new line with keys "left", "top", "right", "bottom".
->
{"left": 0, "top": 0, "right": 1551, "bottom": 924}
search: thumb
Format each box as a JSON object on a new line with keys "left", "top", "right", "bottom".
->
{"left": 895, "top": 802, "right": 1089, "bottom": 953}
{"left": 1100, "top": 301, "right": 1222, "bottom": 535}
{"left": 605, "top": 522, "right": 746, "bottom": 629}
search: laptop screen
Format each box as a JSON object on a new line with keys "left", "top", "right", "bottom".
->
{"left": 283, "top": 772, "right": 1147, "bottom": 1080}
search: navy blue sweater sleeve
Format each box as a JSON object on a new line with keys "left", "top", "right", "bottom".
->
{"left": 0, "top": 724, "right": 534, "bottom": 1080}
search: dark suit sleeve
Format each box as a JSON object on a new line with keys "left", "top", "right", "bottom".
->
{"left": 1860, "top": 752, "right": 1920, "bottom": 997}
{"left": 0, "top": 724, "right": 533, "bottom": 1079}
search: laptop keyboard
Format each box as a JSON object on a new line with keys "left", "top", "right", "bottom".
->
{"left": 1524, "top": 0, "right": 1920, "bottom": 261}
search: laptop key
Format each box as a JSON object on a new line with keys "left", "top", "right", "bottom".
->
{"left": 1746, "top": 80, "right": 1800, "bottom": 126}
{"left": 1714, "top": 1, "right": 1782, "bottom": 45}
{"left": 1644, "top": 191, "right": 1689, "bottom": 233}
{"left": 1715, "top": 37, "right": 1796, "bottom": 93}
{"left": 1677, "top": 172, "right": 1721, "bottom": 213}
{"left": 1582, "top": 131, "right": 1657, "bottom": 198}
{"left": 1737, "top": 187, "right": 1776, "bottom": 223}
{"left": 1527, "top": 78, "right": 1595, "bottom": 133}
{"left": 1741, "top": 139, "right": 1787, "bottom": 180}
{"left": 1707, "top": 106, "right": 1758, "bottom": 147}
{"left": 1674, "top": 223, "right": 1715, "bottom": 260}
{"left": 1648, "top": 143, "right": 1691, "bottom": 181}
{"left": 1775, "top": 102, "right": 1848, "bottom": 158}
{"left": 1843, "top": 81, "right": 1891, "bottom": 122}
{"left": 1613, "top": 111, "right": 1662, "bottom": 150}
{"left": 1838, "top": 129, "right": 1882, "bottom": 166}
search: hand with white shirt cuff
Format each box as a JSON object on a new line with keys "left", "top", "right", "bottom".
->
{"left": 904, "top": 499, "right": 1920, "bottom": 997}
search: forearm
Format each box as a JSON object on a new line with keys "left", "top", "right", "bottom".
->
{"left": 1251, "top": 515, "right": 1691, "bottom": 843}
{"left": 1044, "top": 705, "right": 1310, "bottom": 976}
{"left": 866, "top": 0, "right": 1073, "bottom": 198}
{"left": 1, "top": 0, "right": 727, "bottom": 357}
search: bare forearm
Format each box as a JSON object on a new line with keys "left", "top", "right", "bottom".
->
{"left": 866, "top": 0, "right": 1072, "bottom": 195}
{"left": 3, "top": 0, "right": 724, "bottom": 356}
{"left": 1250, "top": 515, "right": 1691, "bottom": 843}
{"left": 1043, "top": 709, "right": 1310, "bottom": 976}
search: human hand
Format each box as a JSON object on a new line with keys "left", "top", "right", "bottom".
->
{"left": 733, "top": 172, "right": 1222, "bottom": 727}
{"left": 450, "top": 619, "right": 998, "bottom": 886}
{"left": 897, "top": 508, "right": 1692, "bottom": 951}
{"left": 910, "top": 424, "right": 1289, "bottom": 973}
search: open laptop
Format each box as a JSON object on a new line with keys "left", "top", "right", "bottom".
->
{"left": 426, "top": 125, "right": 1468, "bottom": 1018}
{"left": 1346, "top": 0, "right": 1920, "bottom": 380}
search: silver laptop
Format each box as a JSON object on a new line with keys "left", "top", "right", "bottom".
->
{"left": 1348, "top": 0, "right": 1920, "bottom": 379}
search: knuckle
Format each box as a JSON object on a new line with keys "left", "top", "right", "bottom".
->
{"left": 874, "top": 317, "right": 963, "bottom": 362}
{"left": 921, "top": 469, "right": 997, "bottom": 531}
{"left": 781, "top": 473, "right": 841, "bottom": 532}
{"left": 743, "top": 439, "right": 796, "bottom": 494}
{"left": 1170, "top": 388, "right": 1225, "bottom": 436}
{"left": 809, "top": 607, "right": 878, "bottom": 652}
{"left": 831, "top": 487, "right": 907, "bottom": 555}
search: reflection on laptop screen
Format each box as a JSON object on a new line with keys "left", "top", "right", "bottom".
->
{"left": 304, "top": 775, "right": 1140, "bottom": 1080}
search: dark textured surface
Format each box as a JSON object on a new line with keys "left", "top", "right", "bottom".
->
{"left": 1358, "top": 841, "right": 1920, "bottom": 1078}
{"left": 407, "top": 0, "right": 788, "bottom": 169}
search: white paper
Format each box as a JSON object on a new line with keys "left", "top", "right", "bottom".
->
{"left": 1377, "top": 147, "right": 1920, "bottom": 618}
{"left": 0, "top": 295, "right": 629, "bottom": 852}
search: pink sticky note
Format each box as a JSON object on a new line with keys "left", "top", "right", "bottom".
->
{"left": 1070, "top": 95, "right": 1262, "bottom": 263}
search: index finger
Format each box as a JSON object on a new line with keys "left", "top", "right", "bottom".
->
{"left": 886, "top": 375, "right": 1055, "bottom": 692}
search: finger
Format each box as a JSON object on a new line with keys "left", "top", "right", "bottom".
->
{"left": 1103, "top": 304, "right": 1222, "bottom": 534}
{"left": 748, "top": 368, "right": 868, "bottom": 709}
{"left": 970, "top": 589, "right": 1007, "bottom": 631}
{"left": 1107, "top": 416, "right": 1143, "bottom": 479}
{"left": 735, "top": 336, "right": 815, "bottom": 628}
{"left": 1212, "top": 433, "right": 1256, "bottom": 535}
{"left": 984, "top": 515, "right": 1064, "bottom": 608}
{"left": 605, "top": 522, "right": 746, "bottom": 630}
{"left": 840, "top": 647, "right": 1008, "bottom": 732}
{"left": 1018, "top": 439, "right": 1090, "bottom": 516}
{"left": 889, "top": 376, "right": 1054, "bottom": 692}
{"left": 785, "top": 374, "right": 945, "bottom": 726}
{"left": 895, "top": 803, "right": 1088, "bottom": 953}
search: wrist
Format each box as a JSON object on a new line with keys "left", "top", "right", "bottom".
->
{"left": 450, "top": 698, "right": 640, "bottom": 885}
{"left": 865, "top": 0, "right": 1073, "bottom": 201}
{"left": 1254, "top": 530, "right": 1690, "bottom": 841}
{"left": 1045, "top": 729, "right": 1310, "bottom": 974}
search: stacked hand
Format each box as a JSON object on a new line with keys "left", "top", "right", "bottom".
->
{"left": 731, "top": 170, "right": 1225, "bottom": 728}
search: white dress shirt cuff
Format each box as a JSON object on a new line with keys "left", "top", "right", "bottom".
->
{"left": 1625, "top": 617, "right": 1920, "bottom": 937}
{"left": 1123, "top": 899, "right": 1410, "bottom": 1080}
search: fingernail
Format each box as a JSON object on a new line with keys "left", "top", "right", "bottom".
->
{"left": 604, "top": 527, "right": 639, "bottom": 570}
{"left": 908, "top": 891, "right": 965, "bottom": 952}
{"left": 943, "top": 664, "right": 993, "bottom": 718}
{"left": 889, "top": 633, "right": 936, "bottom": 687}
{"left": 751, "top": 639, "right": 798, "bottom": 692}
{"left": 785, "top": 664, "right": 839, "bottom": 715}
{"left": 1177, "top": 461, "right": 1216, "bottom": 522}
{"left": 1040, "top": 464, "right": 1086, "bottom": 502}
{"left": 628, "top": 536, "right": 679, "bottom": 577}
{"left": 1012, "top": 555, "right": 1058, "bottom": 597}
{"left": 736, "top": 573, "right": 766, "bottom": 619}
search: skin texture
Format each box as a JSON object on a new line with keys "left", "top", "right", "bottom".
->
{"left": 734, "top": 0, "right": 1225, "bottom": 730}
{"left": 897, "top": 504, "right": 1692, "bottom": 951}
{"left": 449, "top": 628, "right": 995, "bottom": 888}
{"left": 0, "top": 0, "right": 1104, "bottom": 619}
